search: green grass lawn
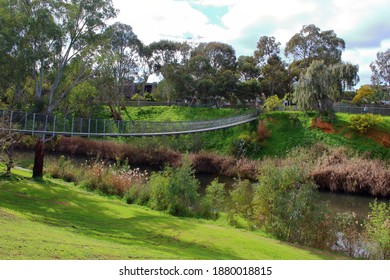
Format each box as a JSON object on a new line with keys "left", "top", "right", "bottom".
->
{"left": 0, "top": 168, "right": 342, "bottom": 260}
{"left": 102, "top": 106, "right": 251, "bottom": 122}
{"left": 258, "top": 112, "right": 390, "bottom": 159}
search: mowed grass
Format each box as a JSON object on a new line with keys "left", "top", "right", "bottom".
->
{"left": 118, "top": 106, "right": 250, "bottom": 122}
{"left": 0, "top": 168, "right": 341, "bottom": 260}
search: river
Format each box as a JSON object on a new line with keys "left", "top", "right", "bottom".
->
{"left": 12, "top": 149, "right": 389, "bottom": 218}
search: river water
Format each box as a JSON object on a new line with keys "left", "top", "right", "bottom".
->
{"left": 12, "top": 149, "right": 389, "bottom": 218}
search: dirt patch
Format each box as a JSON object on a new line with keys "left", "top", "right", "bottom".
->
{"left": 367, "top": 130, "right": 390, "bottom": 148}
{"left": 0, "top": 209, "right": 16, "bottom": 220}
{"left": 311, "top": 118, "right": 335, "bottom": 133}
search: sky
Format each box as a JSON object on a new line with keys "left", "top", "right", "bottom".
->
{"left": 112, "top": 0, "right": 390, "bottom": 87}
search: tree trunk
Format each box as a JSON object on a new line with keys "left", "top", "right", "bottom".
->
{"left": 33, "top": 137, "right": 45, "bottom": 178}
{"left": 5, "top": 148, "right": 13, "bottom": 177}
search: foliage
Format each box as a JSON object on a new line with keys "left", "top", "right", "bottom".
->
{"left": 148, "top": 157, "right": 199, "bottom": 216}
{"left": 333, "top": 212, "right": 364, "bottom": 257}
{"left": 264, "top": 95, "right": 282, "bottom": 111}
{"left": 294, "top": 60, "right": 359, "bottom": 117}
{"left": 45, "top": 157, "right": 148, "bottom": 197}
{"left": 285, "top": 24, "right": 345, "bottom": 77}
{"left": 130, "top": 93, "right": 145, "bottom": 101}
{"left": 370, "top": 48, "right": 390, "bottom": 86}
{"left": 349, "top": 114, "right": 381, "bottom": 134}
{"left": 352, "top": 85, "right": 377, "bottom": 105}
{"left": 229, "top": 178, "right": 253, "bottom": 220}
{"left": 95, "top": 22, "right": 142, "bottom": 120}
{"left": 253, "top": 160, "right": 331, "bottom": 247}
{"left": 257, "top": 120, "right": 271, "bottom": 142}
{"left": 0, "top": 115, "right": 21, "bottom": 176}
{"left": 364, "top": 200, "right": 390, "bottom": 259}
{"left": 200, "top": 179, "right": 226, "bottom": 220}
{"left": 230, "top": 132, "right": 260, "bottom": 158}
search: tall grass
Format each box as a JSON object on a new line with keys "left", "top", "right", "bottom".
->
{"left": 54, "top": 136, "right": 259, "bottom": 179}
{"left": 45, "top": 157, "right": 148, "bottom": 197}
{"left": 312, "top": 149, "right": 390, "bottom": 197}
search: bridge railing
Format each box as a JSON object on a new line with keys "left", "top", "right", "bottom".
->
{"left": 333, "top": 104, "right": 390, "bottom": 116}
{"left": 0, "top": 110, "right": 257, "bottom": 137}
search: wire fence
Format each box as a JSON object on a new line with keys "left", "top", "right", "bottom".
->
{"left": 333, "top": 104, "right": 390, "bottom": 116}
{"left": 0, "top": 110, "right": 257, "bottom": 137}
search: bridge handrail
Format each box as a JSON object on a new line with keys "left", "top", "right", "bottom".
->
{"left": 0, "top": 110, "right": 257, "bottom": 137}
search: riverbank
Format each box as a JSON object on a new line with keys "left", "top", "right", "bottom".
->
{"left": 0, "top": 167, "right": 342, "bottom": 260}
{"left": 16, "top": 135, "right": 389, "bottom": 197}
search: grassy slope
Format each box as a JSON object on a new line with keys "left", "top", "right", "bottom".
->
{"left": 0, "top": 168, "right": 340, "bottom": 260}
{"left": 100, "top": 106, "right": 389, "bottom": 158}
{"left": 109, "top": 106, "right": 250, "bottom": 122}
{"left": 258, "top": 112, "right": 390, "bottom": 159}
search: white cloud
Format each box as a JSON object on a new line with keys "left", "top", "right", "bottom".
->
{"left": 112, "top": 0, "right": 230, "bottom": 44}
{"left": 112, "top": 0, "right": 390, "bottom": 85}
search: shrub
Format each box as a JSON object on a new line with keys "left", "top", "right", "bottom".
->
{"left": 257, "top": 120, "right": 271, "bottom": 142}
{"left": 131, "top": 93, "right": 145, "bottom": 101}
{"left": 45, "top": 155, "right": 81, "bottom": 183}
{"left": 148, "top": 157, "right": 199, "bottom": 216}
{"left": 124, "top": 181, "right": 150, "bottom": 205}
{"left": 229, "top": 178, "right": 253, "bottom": 220}
{"left": 333, "top": 212, "right": 364, "bottom": 258}
{"left": 364, "top": 200, "right": 390, "bottom": 259}
{"left": 253, "top": 161, "right": 331, "bottom": 247}
{"left": 200, "top": 179, "right": 226, "bottom": 220}
{"left": 264, "top": 95, "right": 282, "bottom": 112}
{"left": 349, "top": 114, "right": 381, "bottom": 134}
{"left": 230, "top": 132, "right": 260, "bottom": 158}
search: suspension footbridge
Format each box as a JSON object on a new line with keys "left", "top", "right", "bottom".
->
{"left": 0, "top": 110, "right": 258, "bottom": 137}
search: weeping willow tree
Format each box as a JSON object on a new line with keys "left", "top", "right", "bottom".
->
{"left": 294, "top": 60, "right": 359, "bottom": 117}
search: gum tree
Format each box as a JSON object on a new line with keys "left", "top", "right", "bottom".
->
{"left": 0, "top": 0, "right": 116, "bottom": 178}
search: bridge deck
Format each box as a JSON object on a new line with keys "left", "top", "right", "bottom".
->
{"left": 1, "top": 110, "right": 258, "bottom": 137}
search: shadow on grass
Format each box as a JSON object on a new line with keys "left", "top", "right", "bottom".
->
{"left": 0, "top": 175, "right": 241, "bottom": 259}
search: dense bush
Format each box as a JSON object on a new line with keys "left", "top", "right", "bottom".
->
{"left": 230, "top": 132, "right": 261, "bottom": 158}
{"left": 200, "top": 179, "right": 226, "bottom": 220}
{"left": 257, "top": 120, "right": 271, "bottom": 142}
{"left": 349, "top": 114, "right": 381, "bottom": 134}
{"left": 229, "top": 178, "right": 253, "bottom": 220}
{"left": 253, "top": 160, "right": 332, "bottom": 247}
{"left": 264, "top": 95, "right": 282, "bottom": 112}
{"left": 364, "top": 200, "right": 390, "bottom": 259}
{"left": 148, "top": 157, "right": 199, "bottom": 216}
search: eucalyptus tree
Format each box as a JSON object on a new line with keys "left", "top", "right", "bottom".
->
{"left": 254, "top": 36, "right": 281, "bottom": 67}
{"left": 0, "top": 0, "right": 116, "bottom": 178}
{"left": 285, "top": 24, "right": 345, "bottom": 78}
{"left": 95, "top": 22, "right": 142, "bottom": 120}
{"left": 237, "top": 55, "right": 260, "bottom": 81}
{"left": 260, "top": 55, "right": 289, "bottom": 98}
{"left": 189, "top": 42, "right": 238, "bottom": 106}
{"left": 148, "top": 40, "right": 191, "bottom": 103}
{"left": 192, "top": 42, "right": 237, "bottom": 72}
{"left": 294, "top": 60, "right": 359, "bottom": 117}
{"left": 370, "top": 48, "right": 390, "bottom": 86}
